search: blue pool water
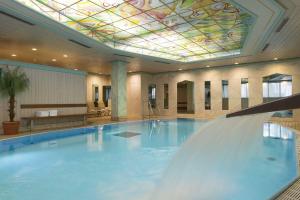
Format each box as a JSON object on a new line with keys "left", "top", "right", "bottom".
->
{"left": 0, "top": 118, "right": 298, "bottom": 200}
{"left": 0, "top": 119, "right": 204, "bottom": 200}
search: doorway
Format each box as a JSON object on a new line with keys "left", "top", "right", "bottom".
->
{"left": 177, "top": 81, "right": 195, "bottom": 114}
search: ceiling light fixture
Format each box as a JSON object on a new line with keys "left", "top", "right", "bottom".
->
{"left": 11, "top": 54, "right": 17, "bottom": 57}
{"left": 74, "top": 68, "right": 78, "bottom": 71}
{"left": 32, "top": 48, "right": 37, "bottom": 51}
{"left": 274, "top": 57, "right": 278, "bottom": 60}
{"left": 206, "top": 65, "right": 210, "bottom": 68}
{"left": 63, "top": 54, "right": 68, "bottom": 58}
{"left": 128, "top": 71, "right": 132, "bottom": 73}
{"left": 235, "top": 62, "right": 239, "bottom": 65}
{"left": 178, "top": 68, "right": 183, "bottom": 71}
{"left": 52, "top": 58, "right": 57, "bottom": 62}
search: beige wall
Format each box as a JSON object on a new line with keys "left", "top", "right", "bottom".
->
{"left": 86, "top": 74, "right": 110, "bottom": 108}
{"left": 127, "top": 59, "right": 300, "bottom": 121}
{"left": 0, "top": 63, "right": 87, "bottom": 133}
{"left": 127, "top": 74, "right": 142, "bottom": 119}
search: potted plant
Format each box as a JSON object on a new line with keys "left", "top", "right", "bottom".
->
{"left": 0, "top": 67, "right": 29, "bottom": 135}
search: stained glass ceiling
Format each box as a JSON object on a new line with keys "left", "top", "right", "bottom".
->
{"left": 16, "top": 0, "right": 254, "bottom": 62}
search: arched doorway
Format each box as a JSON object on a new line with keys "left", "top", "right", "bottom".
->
{"left": 177, "top": 81, "right": 195, "bottom": 114}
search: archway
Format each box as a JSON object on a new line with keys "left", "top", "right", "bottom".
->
{"left": 177, "top": 80, "right": 195, "bottom": 114}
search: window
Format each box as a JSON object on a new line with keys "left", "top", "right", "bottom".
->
{"left": 148, "top": 84, "right": 156, "bottom": 108}
{"left": 241, "top": 78, "right": 249, "bottom": 109}
{"left": 241, "top": 78, "right": 249, "bottom": 98}
{"left": 205, "top": 81, "right": 211, "bottom": 110}
{"left": 164, "top": 84, "right": 169, "bottom": 109}
{"left": 222, "top": 80, "right": 229, "bottom": 110}
{"left": 263, "top": 74, "right": 292, "bottom": 101}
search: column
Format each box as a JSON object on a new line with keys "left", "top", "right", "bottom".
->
{"left": 111, "top": 61, "right": 127, "bottom": 120}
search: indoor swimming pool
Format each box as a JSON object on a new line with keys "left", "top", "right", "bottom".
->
{"left": 0, "top": 118, "right": 298, "bottom": 200}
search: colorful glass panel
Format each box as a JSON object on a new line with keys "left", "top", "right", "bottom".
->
{"left": 16, "top": 0, "right": 254, "bottom": 62}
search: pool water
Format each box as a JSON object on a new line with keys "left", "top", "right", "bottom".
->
{"left": 0, "top": 119, "right": 205, "bottom": 200}
{"left": 0, "top": 118, "right": 298, "bottom": 200}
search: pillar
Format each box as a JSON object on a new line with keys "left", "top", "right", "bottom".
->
{"left": 111, "top": 61, "right": 127, "bottom": 120}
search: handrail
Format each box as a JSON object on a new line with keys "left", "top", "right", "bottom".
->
{"left": 226, "top": 93, "right": 300, "bottom": 118}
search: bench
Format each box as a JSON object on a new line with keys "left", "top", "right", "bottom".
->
{"left": 20, "top": 104, "right": 88, "bottom": 131}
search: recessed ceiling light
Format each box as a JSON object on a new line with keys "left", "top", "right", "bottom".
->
{"left": 32, "top": 48, "right": 37, "bottom": 51}
{"left": 235, "top": 62, "right": 239, "bottom": 65}
{"left": 274, "top": 57, "right": 278, "bottom": 60}
{"left": 11, "top": 54, "right": 17, "bottom": 57}
{"left": 52, "top": 58, "right": 56, "bottom": 62}
{"left": 206, "top": 65, "right": 210, "bottom": 68}
{"left": 178, "top": 68, "right": 182, "bottom": 71}
{"left": 63, "top": 54, "right": 68, "bottom": 58}
{"left": 74, "top": 68, "right": 78, "bottom": 71}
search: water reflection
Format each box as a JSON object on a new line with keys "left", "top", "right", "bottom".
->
{"left": 86, "top": 126, "right": 103, "bottom": 151}
{"left": 263, "top": 122, "right": 294, "bottom": 140}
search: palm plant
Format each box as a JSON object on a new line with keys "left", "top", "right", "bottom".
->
{"left": 0, "top": 67, "right": 29, "bottom": 122}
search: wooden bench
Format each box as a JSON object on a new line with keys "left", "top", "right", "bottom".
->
{"left": 22, "top": 114, "right": 88, "bottom": 131}
{"left": 20, "top": 104, "right": 88, "bottom": 130}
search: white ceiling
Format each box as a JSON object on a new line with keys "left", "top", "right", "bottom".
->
{"left": 0, "top": 0, "right": 300, "bottom": 74}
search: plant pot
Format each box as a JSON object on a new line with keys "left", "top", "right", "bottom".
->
{"left": 2, "top": 121, "right": 20, "bottom": 135}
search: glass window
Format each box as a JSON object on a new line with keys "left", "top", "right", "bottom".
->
{"left": 241, "top": 78, "right": 249, "bottom": 109}
{"left": 280, "top": 81, "right": 292, "bottom": 97}
{"left": 222, "top": 80, "right": 228, "bottom": 98}
{"left": 241, "top": 78, "right": 249, "bottom": 98}
{"left": 263, "top": 80, "right": 292, "bottom": 98}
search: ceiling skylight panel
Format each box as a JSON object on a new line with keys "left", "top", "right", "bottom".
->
{"left": 65, "top": 0, "right": 106, "bottom": 16}
{"left": 126, "top": 0, "right": 164, "bottom": 11}
{"left": 181, "top": 29, "right": 203, "bottom": 38}
{"left": 141, "top": 21, "right": 166, "bottom": 31}
{"left": 126, "top": 26, "right": 148, "bottom": 35}
{"left": 113, "top": 19, "right": 138, "bottom": 30}
{"left": 112, "top": 31, "right": 134, "bottom": 40}
{"left": 45, "top": 0, "right": 79, "bottom": 11}
{"left": 60, "top": 7, "right": 89, "bottom": 21}
{"left": 88, "top": 0, "right": 125, "bottom": 9}
{"left": 94, "top": 24, "right": 122, "bottom": 35}
{"left": 162, "top": 14, "right": 186, "bottom": 27}
{"left": 126, "top": 13, "right": 155, "bottom": 26}
{"left": 91, "top": 11, "right": 123, "bottom": 24}
{"left": 108, "top": 3, "right": 142, "bottom": 18}
{"left": 145, "top": 4, "right": 173, "bottom": 21}
{"left": 76, "top": 17, "right": 106, "bottom": 30}
{"left": 16, "top": 0, "right": 254, "bottom": 62}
